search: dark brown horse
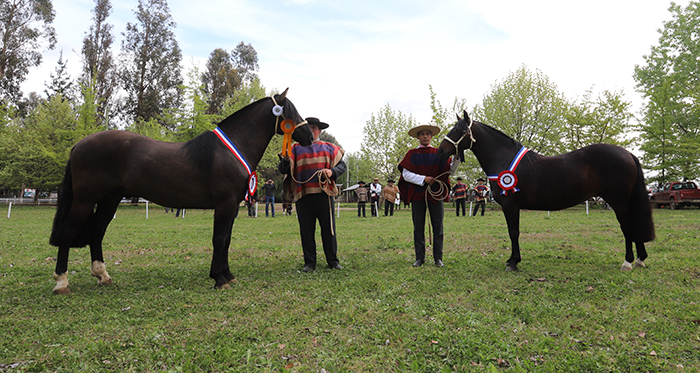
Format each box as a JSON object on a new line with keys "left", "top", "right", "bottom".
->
{"left": 438, "top": 111, "right": 655, "bottom": 271}
{"left": 49, "top": 89, "right": 312, "bottom": 294}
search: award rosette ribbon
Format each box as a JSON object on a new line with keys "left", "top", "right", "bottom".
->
{"left": 280, "top": 119, "right": 295, "bottom": 158}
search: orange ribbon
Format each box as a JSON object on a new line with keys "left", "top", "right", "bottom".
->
{"left": 280, "top": 119, "right": 295, "bottom": 158}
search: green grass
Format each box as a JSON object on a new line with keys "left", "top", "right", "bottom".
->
{"left": 1, "top": 203, "right": 699, "bottom": 372}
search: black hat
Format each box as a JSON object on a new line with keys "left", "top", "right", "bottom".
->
{"left": 457, "top": 177, "right": 463, "bottom": 180}
{"left": 387, "top": 179, "right": 395, "bottom": 183}
{"left": 306, "top": 117, "right": 329, "bottom": 129}
{"left": 477, "top": 178, "right": 486, "bottom": 182}
{"left": 358, "top": 181, "right": 365, "bottom": 185}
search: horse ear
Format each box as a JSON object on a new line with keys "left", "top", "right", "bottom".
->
{"left": 278, "top": 88, "right": 289, "bottom": 103}
{"left": 463, "top": 110, "right": 471, "bottom": 122}
{"left": 456, "top": 113, "right": 461, "bottom": 121}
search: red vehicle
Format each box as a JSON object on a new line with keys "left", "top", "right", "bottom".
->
{"left": 649, "top": 181, "right": 700, "bottom": 209}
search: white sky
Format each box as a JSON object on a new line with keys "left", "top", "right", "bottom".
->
{"left": 21, "top": 0, "right": 689, "bottom": 153}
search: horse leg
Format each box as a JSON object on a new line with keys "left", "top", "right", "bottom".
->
{"left": 53, "top": 202, "right": 95, "bottom": 294}
{"left": 503, "top": 207, "right": 521, "bottom": 271}
{"left": 621, "top": 238, "right": 635, "bottom": 271}
{"left": 634, "top": 241, "right": 648, "bottom": 268}
{"left": 89, "top": 194, "right": 122, "bottom": 286}
{"left": 210, "top": 205, "right": 238, "bottom": 289}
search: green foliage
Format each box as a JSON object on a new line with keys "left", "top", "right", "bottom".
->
{"left": 360, "top": 103, "right": 416, "bottom": 182}
{"left": 165, "top": 65, "right": 219, "bottom": 142}
{"left": 564, "top": 88, "right": 634, "bottom": 151}
{"left": 1, "top": 205, "right": 699, "bottom": 371}
{"left": 473, "top": 64, "right": 569, "bottom": 155}
{"left": 0, "top": 0, "right": 57, "bottom": 103}
{"left": 634, "top": 1, "right": 700, "bottom": 183}
{"left": 0, "top": 94, "right": 99, "bottom": 192}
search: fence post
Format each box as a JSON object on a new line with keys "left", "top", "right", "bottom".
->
{"left": 146, "top": 201, "right": 149, "bottom": 219}
{"left": 7, "top": 202, "right": 12, "bottom": 219}
{"left": 586, "top": 200, "right": 589, "bottom": 215}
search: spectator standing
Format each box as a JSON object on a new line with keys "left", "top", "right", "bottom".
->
{"left": 381, "top": 179, "right": 399, "bottom": 216}
{"left": 355, "top": 181, "right": 369, "bottom": 217}
{"left": 262, "top": 179, "right": 277, "bottom": 217}
{"left": 370, "top": 178, "right": 382, "bottom": 217}
{"left": 398, "top": 124, "right": 459, "bottom": 268}
{"left": 472, "top": 178, "right": 489, "bottom": 216}
{"left": 453, "top": 177, "right": 468, "bottom": 216}
{"left": 278, "top": 117, "right": 346, "bottom": 272}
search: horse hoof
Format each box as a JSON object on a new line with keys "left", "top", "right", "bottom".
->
{"left": 634, "top": 259, "right": 646, "bottom": 268}
{"left": 505, "top": 265, "right": 518, "bottom": 272}
{"left": 53, "top": 286, "right": 71, "bottom": 295}
{"left": 620, "top": 261, "right": 633, "bottom": 271}
{"left": 98, "top": 277, "right": 114, "bottom": 286}
{"left": 227, "top": 278, "right": 237, "bottom": 284}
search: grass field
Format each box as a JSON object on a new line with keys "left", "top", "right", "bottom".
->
{"left": 1, "top": 203, "right": 699, "bottom": 372}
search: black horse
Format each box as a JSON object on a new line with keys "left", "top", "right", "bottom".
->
{"left": 438, "top": 111, "right": 655, "bottom": 272}
{"left": 49, "top": 89, "right": 312, "bottom": 294}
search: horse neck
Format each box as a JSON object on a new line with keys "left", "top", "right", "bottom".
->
{"left": 218, "top": 102, "right": 276, "bottom": 170}
{"left": 470, "top": 122, "right": 524, "bottom": 175}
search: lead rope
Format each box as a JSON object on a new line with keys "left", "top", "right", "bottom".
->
{"left": 289, "top": 169, "right": 337, "bottom": 236}
{"left": 423, "top": 170, "right": 451, "bottom": 250}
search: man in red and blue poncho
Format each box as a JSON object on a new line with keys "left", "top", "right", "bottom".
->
{"left": 279, "top": 117, "right": 346, "bottom": 273}
{"left": 398, "top": 124, "right": 459, "bottom": 268}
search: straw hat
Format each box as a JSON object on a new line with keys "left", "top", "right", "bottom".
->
{"left": 408, "top": 124, "right": 440, "bottom": 138}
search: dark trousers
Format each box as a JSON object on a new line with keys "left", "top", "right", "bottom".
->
{"left": 371, "top": 198, "right": 379, "bottom": 217}
{"left": 357, "top": 202, "right": 366, "bottom": 217}
{"left": 411, "top": 200, "right": 444, "bottom": 262}
{"left": 296, "top": 193, "right": 339, "bottom": 268}
{"left": 455, "top": 198, "right": 466, "bottom": 216}
{"left": 473, "top": 200, "right": 485, "bottom": 216}
{"left": 384, "top": 200, "right": 395, "bottom": 216}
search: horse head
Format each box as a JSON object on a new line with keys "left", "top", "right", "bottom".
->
{"left": 274, "top": 88, "right": 313, "bottom": 146}
{"left": 438, "top": 110, "right": 475, "bottom": 162}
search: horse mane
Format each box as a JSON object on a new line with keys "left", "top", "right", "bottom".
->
{"left": 475, "top": 121, "right": 525, "bottom": 150}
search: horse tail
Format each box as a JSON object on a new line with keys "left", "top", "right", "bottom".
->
{"left": 50, "top": 160, "right": 93, "bottom": 247}
{"left": 628, "top": 155, "right": 655, "bottom": 242}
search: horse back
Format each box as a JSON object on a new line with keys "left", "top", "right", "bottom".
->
{"left": 513, "top": 144, "right": 639, "bottom": 210}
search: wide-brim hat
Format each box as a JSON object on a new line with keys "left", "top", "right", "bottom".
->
{"left": 387, "top": 179, "right": 395, "bottom": 183}
{"left": 408, "top": 124, "right": 440, "bottom": 138}
{"left": 476, "top": 178, "right": 486, "bottom": 182}
{"left": 358, "top": 181, "right": 366, "bottom": 185}
{"left": 306, "top": 117, "right": 329, "bottom": 129}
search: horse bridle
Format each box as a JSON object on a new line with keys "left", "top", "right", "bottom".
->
{"left": 271, "top": 96, "right": 308, "bottom": 134}
{"left": 444, "top": 116, "right": 477, "bottom": 152}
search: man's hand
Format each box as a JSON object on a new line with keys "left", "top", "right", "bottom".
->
{"left": 323, "top": 169, "right": 333, "bottom": 178}
{"left": 424, "top": 176, "right": 435, "bottom": 185}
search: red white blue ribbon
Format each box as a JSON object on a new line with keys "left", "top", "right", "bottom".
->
{"left": 213, "top": 127, "right": 257, "bottom": 197}
{"left": 488, "top": 147, "right": 528, "bottom": 195}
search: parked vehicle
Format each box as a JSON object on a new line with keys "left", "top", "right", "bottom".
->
{"left": 649, "top": 181, "right": 700, "bottom": 209}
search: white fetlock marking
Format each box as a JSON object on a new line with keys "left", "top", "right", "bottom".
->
{"left": 634, "top": 258, "right": 646, "bottom": 268}
{"left": 621, "top": 261, "right": 633, "bottom": 271}
{"left": 53, "top": 272, "right": 70, "bottom": 294}
{"left": 91, "top": 261, "right": 113, "bottom": 285}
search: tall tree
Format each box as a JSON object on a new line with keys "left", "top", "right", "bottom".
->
{"left": 360, "top": 103, "right": 416, "bottom": 182}
{"left": 202, "top": 48, "right": 239, "bottom": 115}
{"left": 231, "top": 42, "right": 259, "bottom": 85}
{"left": 120, "top": 0, "right": 182, "bottom": 127}
{"left": 473, "top": 65, "right": 569, "bottom": 155}
{"left": 0, "top": 0, "right": 57, "bottom": 103}
{"left": 634, "top": 1, "right": 700, "bottom": 183}
{"left": 80, "top": 0, "right": 117, "bottom": 128}
{"left": 44, "top": 50, "right": 73, "bottom": 100}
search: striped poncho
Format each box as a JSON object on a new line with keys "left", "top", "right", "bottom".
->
{"left": 397, "top": 146, "right": 451, "bottom": 205}
{"left": 286, "top": 141, "right": 345, "bottom": 201}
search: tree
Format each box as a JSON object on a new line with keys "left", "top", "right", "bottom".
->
{"left": 120, "top": 0, "right": 182, "bottom": 127}
{"left": 0, "top": 95, "right": 97, "bottom": 198}
{"left": 0, "top": 0, "right": 57, "bottom": 103}
{"left": 634, "top": 1, "right": 700, "bottom": 183}
{"left": 360, "top": 103, "right": 416, "bottom": 182}
{"left": 231, "top": 42, "right": 259, "bottom": 85}
{"left": 473, "top": 65, "right": 569, "bottom": 155}
{"left": 80, "top": 0, "right": 117, "bottom": 128}
{"left": 167, "top": 65, "right": 219, "bottom": 142}
{"left": 44, "top": 50, "right": 73, "bottom": 101}
{"left": 202, "top": 48, "right": 239, "bottom": 115}
{"left": 563, "top": 88, "right": 633, "bottom": 151}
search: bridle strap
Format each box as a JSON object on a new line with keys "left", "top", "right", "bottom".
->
{"left": 445, "top": 117, "right": 476, "bottom": 152}
{"left": 271, "top": 96, "right": 307, "bottom": 132}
